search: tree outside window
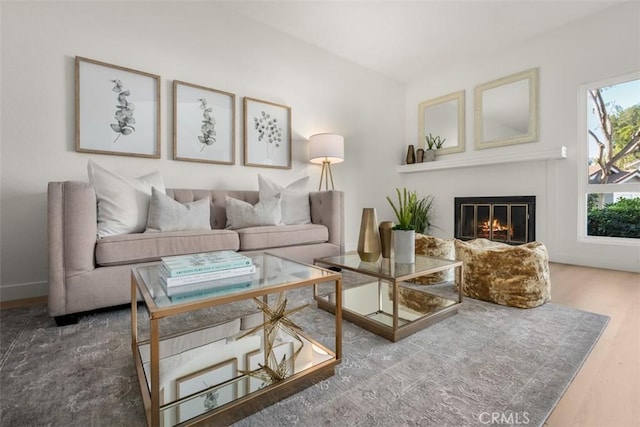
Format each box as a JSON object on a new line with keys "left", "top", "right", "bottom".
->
{"left": 586, "top": 78, "right": 640, "bottom": 239}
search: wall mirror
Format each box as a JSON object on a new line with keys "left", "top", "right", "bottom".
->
{"left": 418, "top": 90, "right": 465, "bottom": 156}
{"left": 474, "top": 68, "right": 539, "bottom": 149}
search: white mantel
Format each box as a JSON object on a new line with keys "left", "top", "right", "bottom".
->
{"left": 398, "top": 145, "right": 567, "bottom": 174}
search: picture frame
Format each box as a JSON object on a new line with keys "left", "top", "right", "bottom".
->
{"left": 243, "top": 97, "right": 291, "bottom": 169}
{"left": 175, "top": 358, "right": 238, "bottom": 423}
{"left": 173, "top": 80, "right": 235, "bottom": 164}
{"left": 474, "top": 68, "right": 539, "bottom": 150}
{"left": 418, "top": 90, "right": 465, "bottom": 156}
{"left": 75, "top": 56, "right": 160, "bottom": 158}
{"left": 245, "top": 349, "right": 266, "bottom": 394}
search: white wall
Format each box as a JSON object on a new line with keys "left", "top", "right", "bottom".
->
{"left": 0, "top": 2, "right": 404, "bottom": 301}
{"left": 403, "top": 2, "right": 640, "bottom": 273}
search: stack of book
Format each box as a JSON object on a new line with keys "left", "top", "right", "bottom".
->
{"left": 159, "top": 251, "right": 257, "bottom": 300}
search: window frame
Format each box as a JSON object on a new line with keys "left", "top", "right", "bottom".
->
{"left": 577, "top": 71, "right": 640, "bottom": 246}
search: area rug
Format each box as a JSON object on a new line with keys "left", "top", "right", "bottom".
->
{"left": 0, "top": 283, "right": 608, "bottom": 427}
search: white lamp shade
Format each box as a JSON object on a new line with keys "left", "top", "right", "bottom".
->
{"left": 309, "top": 133, "right": 344, "bottom": 164}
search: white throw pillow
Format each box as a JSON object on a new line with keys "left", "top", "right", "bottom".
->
{"left": 225, "top": 196, "right": 281, "bottom": 230}
{"left": 258, "top": 175, "right": 310, "bottom": 225}
{"left": 88, "top": 160, "right": 165, "bottom": 237}
{"left": 146, "top": 187, "right": 211, "bottom": 232}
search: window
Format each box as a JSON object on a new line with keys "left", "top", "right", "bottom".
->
{"left": 579, "top": 73, "right": 640, "bottom": 242}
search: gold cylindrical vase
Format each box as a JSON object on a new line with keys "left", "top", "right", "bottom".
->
{"left": 357, "top": 208, "right": 381, "bottom": 262}
{"left": 379, "top": 221, "right": 394, "bottom": 258}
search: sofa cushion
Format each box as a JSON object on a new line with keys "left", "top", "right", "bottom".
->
{"left": 96, "top": 230, "right": 239, "bottom": 266}
{"left": 88, "top": 159, "right": 165, "bottom": 237}
{"left": 146, "top": 187, "right": 211, "bottom": 232}
{"left": 258, "top": 175, "right": 311, "bottom": 225}
{"left": 237, "top": 224, "right": 328, "bottom": 251}
{"left": 225, "top": 196, "right": 281, "bottom": 229}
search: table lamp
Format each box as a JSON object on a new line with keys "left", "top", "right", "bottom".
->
{"left": 309, "top": 133, "right": 344, "bottom": 190}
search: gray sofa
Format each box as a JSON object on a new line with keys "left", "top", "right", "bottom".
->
{"left": 47, "top": 181, "right": 344, "bottom": 325}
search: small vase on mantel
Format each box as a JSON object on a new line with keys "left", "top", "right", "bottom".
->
{"left": 424, "top": 149, "right": 436, "bottom": 162}
{"left": 405, "top": 145, "right": 416, "bottom": 164}
{"left": 358, "top": 208, "right": 381, "bottom": 262}
{"left": 393, "top": 229, "right": 415, "bottom": 264}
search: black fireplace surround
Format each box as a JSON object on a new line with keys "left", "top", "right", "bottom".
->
{"left": 454, "top": 196, "right": 536, "bottom": 244}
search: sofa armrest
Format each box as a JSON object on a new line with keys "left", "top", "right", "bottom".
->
{"left": 309, "top": 190, "right": 344, "bottom": 253}
{"left": 47, "top": 181, "right": 98, "bottom": 317}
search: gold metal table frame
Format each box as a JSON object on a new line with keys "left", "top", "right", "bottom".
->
{"left": 131, "top": 253, "right": 342, "bottom": 426}
{"left": 314, "top": 252, "right": 463, "bottom": 342}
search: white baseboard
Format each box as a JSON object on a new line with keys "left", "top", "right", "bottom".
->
{"left": 0, "top": 281, "right": 48, "bottom": 302}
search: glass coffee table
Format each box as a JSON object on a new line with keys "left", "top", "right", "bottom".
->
{"left": 131, "top": 252, "right": 342, "bottom": 427}
{"left": 314, "top": 252, "right": 463, "bottom": 342}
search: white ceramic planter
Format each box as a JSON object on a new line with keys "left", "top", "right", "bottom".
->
{"left": 393, "top": 229, "right": 415, "bottom": 264}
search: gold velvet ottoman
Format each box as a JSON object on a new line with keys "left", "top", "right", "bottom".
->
{"left": 454, "top": 238, "right": 551, "bottom": 308}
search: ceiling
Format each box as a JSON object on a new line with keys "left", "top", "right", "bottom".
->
{"left": 223, "top": 0, "right": 626, "bottom": 83}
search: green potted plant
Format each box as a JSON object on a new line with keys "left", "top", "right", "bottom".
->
{"left": 424, "top": 133, "right": 446, "bottom": 162}
{"left": 411, "top": 194, "right": 435, "bottom": 234}
{"left": 386, "top": 188, "right": 417, "bottom": 263}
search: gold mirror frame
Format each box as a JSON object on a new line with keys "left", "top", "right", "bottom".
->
{"left": 418, "top": 90, "right": 465, "bottom": 156}
{"left": 474, "top": 68, "right": 539, "bottom": 150}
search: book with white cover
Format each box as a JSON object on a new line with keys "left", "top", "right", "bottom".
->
{"left": 159, "top": 264, "right": 256, "bottom": 287}
{"left": 160, "top": 272, "right": 257, "bottom": 297}
{"left": 161, "top": 251, "right": 252, "bottom": 277}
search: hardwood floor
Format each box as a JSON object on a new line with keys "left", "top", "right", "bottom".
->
{"left": 1, "top": 263, "right": 638, "bottom": 425}
{"left": 545, "top": 263, "right": 640, "bottom": 427}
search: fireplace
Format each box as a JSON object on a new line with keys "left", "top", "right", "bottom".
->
{"left": 454, "top": 196, "right": 535, "bottom": 244}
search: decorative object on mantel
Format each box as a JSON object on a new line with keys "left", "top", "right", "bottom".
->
{"left": 397, "top": 145, "right": 568, "bottom": 174}
{"left": 475, "top": 67, "right": 539, "bottom": 150}
{"left": 424, "top": 133, "right": 445, "bottom": 162}
{"left": 405, "top": 144, "right": 416, "bottom": 164}
{"left": 415, "top": 148, "right": 424, "bottom": 163}
{"left": 173, "top": 80, "right": 235, "bottom": 165}
{"left": 244, "top": 97, "right": 292, "bottom": 169}
{"left": 357, "top": 208, "right": 381, "bottom": 262}
{"left": 418, "top": 90, "right": 466, "bottom": 156}
{"left": 379, "top": 221, "right": 394, "bottom": 258}
{"left": 386, "top": 188, "right": 417, "bottom": 263}
{"left": 308, "top": 133, "right": 344, "bottom": 190}
{"left": 75, "top": 56, "right": 161, "bottom": 158}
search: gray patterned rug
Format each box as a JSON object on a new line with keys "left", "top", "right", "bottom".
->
{"left": 0, "top": 283, "right": 608, "bottom": 427}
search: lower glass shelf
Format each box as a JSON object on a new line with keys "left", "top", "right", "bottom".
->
{"left": 136, "top": 314, "right": 335, "bottom": 426}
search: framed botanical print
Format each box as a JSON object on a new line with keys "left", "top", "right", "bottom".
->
{"left": 75, "top": 56, "right": 160, "bottom": 158}
{"left": 173, "top": 80, "right": 235, "bottom": 164}
{"left": 243, "top": 97, "right": 291, "bottom": 169}
{"left": 175, "top": 358, "right": 238, "bottom": 423}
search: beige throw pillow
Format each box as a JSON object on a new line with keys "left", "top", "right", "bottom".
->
{"left": 225, "top": 196, "right": 282, "bottom": 230}
{"left": 146, "top": 187, "right": 211, "bottom": 232}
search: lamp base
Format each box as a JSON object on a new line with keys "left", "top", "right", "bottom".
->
{"left": 318, "top": 160, "right": 335, "bottom": 191}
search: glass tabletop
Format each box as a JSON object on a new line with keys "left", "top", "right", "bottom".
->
{"left": 316, "top": 251, "right": 461, "bottom": 281}
{"left": 134, "top": 252, "right": 339, "bottom": 309}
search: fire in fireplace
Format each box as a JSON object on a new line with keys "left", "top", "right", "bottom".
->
{"left": 454, "top": 196, "right": 535, "bottom": 244}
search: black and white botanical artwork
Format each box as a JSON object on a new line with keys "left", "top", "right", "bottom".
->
{"left": 243, "top": 97, "right": 290, "bottom": 169}
{"left": 76, "top": 56, "right": 159, "bottom": 157}
{"left": 110, "top": 79, "right": 136, "bottom": 143}
{"left": 173, "top": 81, "right": 235, "bottom": 164}
{"left": 254, "top": 111, "right": 283, "bottom": 160}
{"left": 198, "top": 97, "right": 216, "bottom": 151}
